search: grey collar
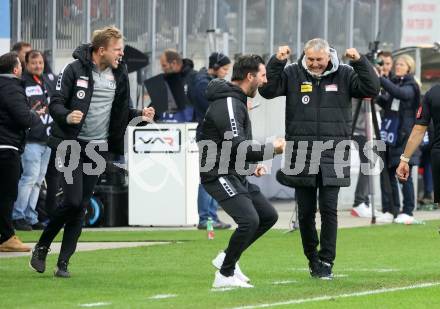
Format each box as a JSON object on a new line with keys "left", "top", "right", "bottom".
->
{"left": 0, "top": 73, "right": 19, "bottom": 79}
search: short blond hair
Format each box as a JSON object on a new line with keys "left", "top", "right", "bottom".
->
{"left": 396, "top": 54, "right": 416, "bottom": 75}
{"left": 91, "top": 26, "right": 123, "bottom": 51}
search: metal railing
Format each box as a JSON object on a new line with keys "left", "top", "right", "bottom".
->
{"left": 10, "top": 0, "right": 402, "bottom": 76}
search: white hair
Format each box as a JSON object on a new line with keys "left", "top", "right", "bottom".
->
{"left": 304, "top": 38, "right": 330, "bottom": 54}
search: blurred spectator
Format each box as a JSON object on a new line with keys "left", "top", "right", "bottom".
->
{"left": 0, "top": 52, "right": 42, "bottom": 252}
{"left": 376, "top": 55, "right": 421, "bottom": 224}
{"left": 11, "top": 41, "right": 32, "bottom": 68}
{"left": 157, "top": 49, "right": 196, "bottom": 122}
{"left": 188, "top": 52, "right": 232, "bottom": 230}
{"left": 12, "top": 50, "right": 53, "bottom": 231}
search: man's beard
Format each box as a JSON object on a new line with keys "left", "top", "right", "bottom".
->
{"left": 247, "top": 83, "right": 258, "bottom": 98}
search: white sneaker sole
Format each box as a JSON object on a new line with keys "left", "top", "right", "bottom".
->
{"left": 212, "top": 254, "right": 250, "bottom": 283}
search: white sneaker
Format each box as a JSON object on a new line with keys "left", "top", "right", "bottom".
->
{"left": 394, "top": 213, "right": 415, "bottom": 224}
{"left": 351, "top": 202, "right": 372, "bottom": 218}
{"left": 376, "top": 212, "right": 394, "bottom": 223}
{"left": 374, "top": 209, "right": 384, "bottom": 217}
{"left": 212, "top": 271, "right": 254, "bottom": 288}
{"left": 212, "top": 251, "right": 250, "bottom": 283}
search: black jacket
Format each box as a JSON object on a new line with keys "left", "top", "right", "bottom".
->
{"left": 188, "top": 67, "right": 213, "bottom": 123}
{"left": 197, "top": 79, "right": 273, "bottom": 183}
{"left": 377, "top": 74, "right": 421, "bottom": 166}
{"left": 145, "top": 58, "right": 196, "bottom": 117}
{"left": 416, "top": 85, "right": 440, "bottom": 150}
{"left": 22, "top": 71, "right": 54, "bottom": 143}
{"left": 259, "top": 51, "right": 380, "bottom": 187}
{"left": 0, "top": 75, "right": 41, "bottom": 153}
{"left": 49, "top": 44, "right": 141, "bottom": 155}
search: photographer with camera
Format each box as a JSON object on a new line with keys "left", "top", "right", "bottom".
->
{"left": 377, "top": 51, "right": 393, "bottom": 80}
{"left": 375, "top": 55, "right": 421, "bottom": 224}
{"left": 12, "top": 50, "right": 53, "bottom": 231}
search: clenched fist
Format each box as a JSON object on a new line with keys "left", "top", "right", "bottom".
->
{"left": 344, "top": 48, "right": 361, "bottom": 61}
{"left": 273, "top": 137, "right": 286, "bottom": 154}
{"left": 142, "top": 106, "right": 155, "bottom": 122}
{"left": 66, "top": 110, "right": 84, "bottom": 124}
{"left": 276, "top": 46, "right": 291, "bottom": 61}
{"left": 254, "top": 164, "right": 267, "bottom": 177}
{"left": 396, "top": 161, "right": 410, "bottom": 182}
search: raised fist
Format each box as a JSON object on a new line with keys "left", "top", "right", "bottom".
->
{"left": 276, "top": 46, "right": 291, "bottom": 61}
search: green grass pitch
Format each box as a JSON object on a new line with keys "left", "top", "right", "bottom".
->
{"left": 2, "top": 221, "right": 440, "bottom": 308}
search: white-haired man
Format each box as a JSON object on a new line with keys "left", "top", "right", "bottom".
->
{"left": 259, "top": 38, "right": 380, "bottom": 279}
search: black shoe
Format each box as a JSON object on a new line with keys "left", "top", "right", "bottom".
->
{"left": 13, "top": 219, "right": 32, "bottom": 231}
{"left": 319, "top": 261, "right": 334, "bottom": 280}
{"left": 54, "top": 260, "right": 70, "bottom": 278}
{"left": 309, "top": 260, "right": 333, "bottom": 280}
{"left": 309, "top": 260, "right": 322, "bottom": 278}
{"left": 31, "top": 222, "right": 45, "bottom": 230}
{"left": 29, "top": 245, "right": 50, "bottom": 273}
{"left": 213, "top": 220, "right": 231, "bottom": 230}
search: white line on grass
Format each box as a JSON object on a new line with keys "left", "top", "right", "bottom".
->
{"left": 79, "top": 302, "right": 111, "bottom": 307}
{"left": 343, "top": 268, "right": 398, "bottom": 273}
{"left": 148, "top": 294, "right": 177, "bottom": 299}
{"left": 291, "top": 267, "right": 398, "bottom": 273}
{"left": 272, "top": 280, "right": 297, "bottom": 285}
{"left": 211, "top": 287, "right": 238, "bottom": 292}
{"left": 230, "top": 281, "right": 440, "bottom": 309}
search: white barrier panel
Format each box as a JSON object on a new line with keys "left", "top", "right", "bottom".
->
{"left": 128, "top": 123, "right": 199, "bottom": 226}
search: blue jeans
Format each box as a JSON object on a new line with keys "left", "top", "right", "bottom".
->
{"left": 159, "top": 106, "right": 195, "bottom": 123}
{"left": 382, "top": 165, "right": 415, "bottom": 216}
{"left": 13, "top": 143, "right": 51, "bottom": 225}
{"left": 198, "top": 184, "right": 219, "bottom": 224}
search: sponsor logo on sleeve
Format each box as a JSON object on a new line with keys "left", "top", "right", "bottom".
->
{"left": 76, "top": 90, "right": 86, "bottom": 99}
{"left": 76, "top": 79, "right": 88, "bottom": 88}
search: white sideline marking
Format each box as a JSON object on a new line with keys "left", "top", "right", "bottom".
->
{"left": 230, "top": 282, "right": 440, "bottom": 309}
{"left": 79, "top": 302, "right": 111, "bottom": 307}
{"left": 272, "top": 280, "right": 297, "bottom": 285}
{"left": 291, "top": 268, "right": 398, "bottom": 273}
{"left": 211, "top": 287, "right": 238, "bottom": 292}
{"left": 333, "top": 274, "right": 348, "bottom": 278}
{"left": 343, "top": 268, "right": 397, "bottom": 273}
{"left": 148, "top": 294, "right": 177, "bottom": 299}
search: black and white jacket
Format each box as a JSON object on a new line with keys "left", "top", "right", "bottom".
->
{"left": 49, "top": 44, "right": 142, "bottom": 155}
{"left": 197, "top": 79, "right": 273, "bottom": 183}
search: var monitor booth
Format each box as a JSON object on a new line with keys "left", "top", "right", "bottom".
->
{"left": 128, "top": 123, "right": 199, "bottom": 226}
